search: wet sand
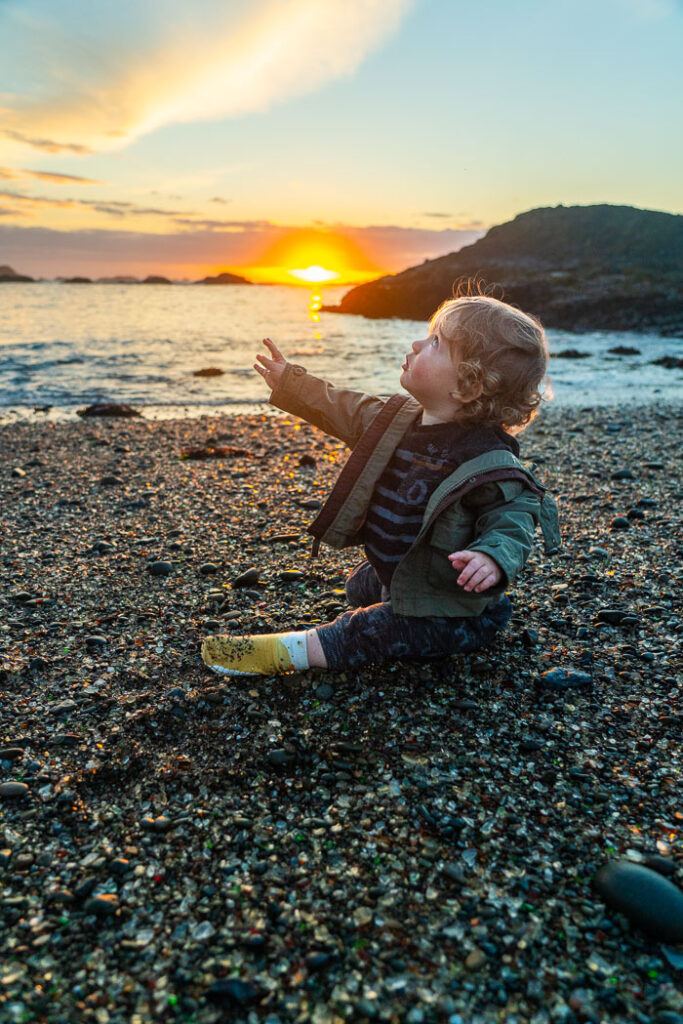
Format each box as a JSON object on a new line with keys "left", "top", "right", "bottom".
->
{"left": 1, "top": 403, "right": 681, "bottom": 1023}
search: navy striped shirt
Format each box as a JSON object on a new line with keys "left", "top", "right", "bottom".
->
{"left": 361, "top": 419, "right": 519, "bottom": 587}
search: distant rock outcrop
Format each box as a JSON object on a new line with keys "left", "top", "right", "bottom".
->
{"left": 0, "top": 265, "right": 33, "bottom": 283}
{"left": 59, "top": 276, "right": 92, "bottom": 284}
{"left": 96, "top": 275, "right": 141, "bottom": 284}
{"left": 142, "top": 275, "right": 172, "bottom": 285}
{"left": 324, "top": 204, "right": 683, "bottom": 337}
{"left": 195, "top": 271, "right": 252, "bottom": 285}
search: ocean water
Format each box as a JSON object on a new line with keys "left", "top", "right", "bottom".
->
{"left": 0, "top": 281, "right": 680, "bottom": 423}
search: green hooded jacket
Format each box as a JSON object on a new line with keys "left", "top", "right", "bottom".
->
{"left": 269, "top": 362, "right": 561, "bottom": 618}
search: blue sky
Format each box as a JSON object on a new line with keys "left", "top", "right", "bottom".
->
{"left": 1, "top": 0, "right": 681, "bottom": 279}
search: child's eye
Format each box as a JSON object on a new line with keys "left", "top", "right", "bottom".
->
{"left": 431, "top": 336, "right": 439, "bottom": 346}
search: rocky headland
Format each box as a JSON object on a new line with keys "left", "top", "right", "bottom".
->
{"left": 324, "top": 204, "right": 683, "bottom": 338}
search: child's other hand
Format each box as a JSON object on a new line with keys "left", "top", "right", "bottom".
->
{"left": 447, "top": 550, "right": 502, "bottom": 592}
{"left": 253, "top": 338, "right": 289, "bottom": 391}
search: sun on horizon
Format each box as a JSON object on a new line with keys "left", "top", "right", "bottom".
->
{"left": 288, "top": 264, "right": 339, "bottom": 284}
{"left": 228, "top": 227, "right": 384, "bottom": 286}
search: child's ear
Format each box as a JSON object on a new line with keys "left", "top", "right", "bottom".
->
{"left": 450, "top": 380, "right": 483, "bottom": 402}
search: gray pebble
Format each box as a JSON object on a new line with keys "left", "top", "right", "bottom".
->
{"left": 538, "top": 667, "right": 592, "bottom": 691}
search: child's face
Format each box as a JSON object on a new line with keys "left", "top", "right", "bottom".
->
{"left": 400, "top": 324, "right": 460, "bottom": 414}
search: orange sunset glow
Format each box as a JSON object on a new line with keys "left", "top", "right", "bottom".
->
{"left": 231, "top": 228, "right": 384, "bottom": 285}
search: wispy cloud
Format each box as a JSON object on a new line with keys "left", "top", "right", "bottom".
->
{"left": 172, "top": 217, "right": 272, "bottom": 232}
{"left": 0, "top": 166, "right": 101, "bottom": 184}
{"left": 1, "top": 0, "right": 414, "bottom": 155}
{"left": 2, "top": 129, "right": 93, "bottom": 155}
{"left": 0, "top": 188, "right": 186, "bottom": 219}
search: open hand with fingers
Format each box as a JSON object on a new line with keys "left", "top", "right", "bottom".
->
{"left": 448, "top": 550, "right": 503, "bottom": 593}
{"left": 253, "top": 337, "right": 290, "bottom": 392}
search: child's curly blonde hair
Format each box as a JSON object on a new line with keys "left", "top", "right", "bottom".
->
{"left": 429, "top": 279, "right": 552, "bottom": 434}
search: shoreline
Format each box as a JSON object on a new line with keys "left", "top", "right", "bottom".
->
{"left": 1, "top": 389, "right": 682, "bottom": 428}
{"left": 1, "top": 403, "right": 681, "bottom": 1022}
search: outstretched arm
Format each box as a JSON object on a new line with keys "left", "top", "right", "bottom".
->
{"left": 254, "top": 338, "right": 386, "bottom": 448}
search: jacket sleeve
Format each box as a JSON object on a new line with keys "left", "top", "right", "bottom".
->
{"left": 268, "top": 362, "right": 386, "bottom": 449}
{"left": 462, "top": 480, "right": 541, "bottom": 588}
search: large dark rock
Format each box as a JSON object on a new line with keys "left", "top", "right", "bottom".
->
{"left": 593, "top": 859, "right": 683, "bottom": 943}
{"left": 324, "top": 204, "right": 683, "bottom": 337}
{"left": 77, "top": 403, "right": 143, "bottom": 418}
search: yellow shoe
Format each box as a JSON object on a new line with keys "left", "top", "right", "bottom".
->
{"left": 201, "top": 632, "right": 307, "bottom": 677}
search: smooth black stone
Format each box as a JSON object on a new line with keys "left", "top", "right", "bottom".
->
{"left": 306, "top": 951, "right": 335, "bottom": 970}
{"left": 266, "top": 749, "right": 295, "bottom": 767}
{"left": 452, "top": 700, "right": 479, "bottom": 711}
{"left": 610, "top": 516, "right": 631, "bottom": 530}
{"left": 85, "top": 635, "right": 107, "bottom": 649}
{"left": 643, "top": 854, "right": 677, "bottom": 878}
{"left": 594, "top": 608, "right": 630, "bottom": 625}
{"left": 232, "top": 567, "right": 260, "bottom": 587}
{"left": 110, "top": 858, "right": 131, "bottom": 876}
{"left": 519, "top": 736, "right": 545, "bottom": 752}
{"left": 206, "top": 978, "right": 261, "bottom": 1007}
{"left": 83, "top": 894, "right": 119, "bottom": 916}
{"left": 148, "top": 560, "right": 173, "bottom": 576}
{"left": 0, "top": 782, "right": 30, "bottom": 799}
{"left": 538, "top": 667, "right": 592, "bottom": 691}
{"left": 315, "top": 682, "right": 334, "bottom": 700}
{"left": 442, "top": 863, "right": 467, "bottom": 885}
{"left": 73, "top": 876, "right": 98, "bottom": 901}
{"left": 199, "top": 562, "right": 219, "bottom": 575}
{"left": 0, "top": 747, "right": 24, "bottom": 761}
{"left": 593, "top": 860, "right": 683, "bottom": 943}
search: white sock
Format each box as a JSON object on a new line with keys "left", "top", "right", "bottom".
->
{"left": 278, "top": 631, "right": 310, "bottom": 671}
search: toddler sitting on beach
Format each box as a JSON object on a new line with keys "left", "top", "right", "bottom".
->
{"left": 201, "top": 289, "right": 561, "bottom": 677}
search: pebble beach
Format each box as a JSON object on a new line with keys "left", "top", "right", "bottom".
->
{"left": 1, "top": 401, "right": 682, "bottom": 1024}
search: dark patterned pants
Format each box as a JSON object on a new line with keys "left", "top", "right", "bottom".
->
{"left": 315, "top": 560, "right": 513, "bottom": 671}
